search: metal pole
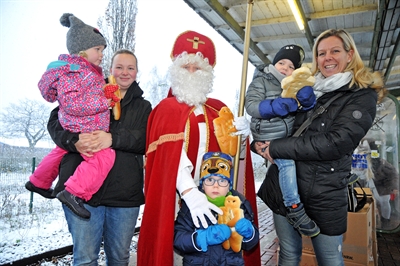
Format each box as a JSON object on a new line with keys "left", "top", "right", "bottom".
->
{"left": 233, "top": 0, "right": 254, "bottom": 190}
{"left": 29, "top": 157, "right": 35, "bottom": 214}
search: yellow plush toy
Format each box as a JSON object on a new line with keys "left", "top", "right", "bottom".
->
{"left": 218, "top": 195, "right": 244, "bottom": 252}
{"left": 281, "top": 66, "right": 315, "bottom": 100}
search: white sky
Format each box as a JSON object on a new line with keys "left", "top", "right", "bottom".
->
{"left": 0, "top": 0, "right": 255, "bottom": 147}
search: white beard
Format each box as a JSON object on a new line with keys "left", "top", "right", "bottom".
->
{"left": 169, "top": 53, "right": 214, "bottom": 107}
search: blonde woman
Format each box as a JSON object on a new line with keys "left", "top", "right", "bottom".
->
{"left": 257, "top": 29, "right": 387, "bottom": 265}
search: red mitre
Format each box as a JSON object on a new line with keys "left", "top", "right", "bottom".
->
{"left": 170, "top": 30, "right": 216, "bottom": 67}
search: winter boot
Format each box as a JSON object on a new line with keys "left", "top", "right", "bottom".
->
{"left": 57, "top": 190, "right": 91, "bottom": 219}
{"left": 286, "top": 203, "right": 320, "bottom": 237}
{"left": 25, "top": 181, "right": 56, "bottom": 199}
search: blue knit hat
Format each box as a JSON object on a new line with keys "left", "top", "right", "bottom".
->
{"left": 60, "top": 13, "right": 107, "bottom": 55}
{"left": 199, "top": 152, "right": 234, "bottom": 189}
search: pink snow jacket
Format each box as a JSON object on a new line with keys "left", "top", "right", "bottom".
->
{"left": 38, "top": 54, "right": 109, "bottom": 133}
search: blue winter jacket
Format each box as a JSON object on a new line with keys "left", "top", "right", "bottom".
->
{"left": 174, "top": 189, "right": 259, "bottom": 266}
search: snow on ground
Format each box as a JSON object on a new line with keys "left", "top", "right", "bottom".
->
{"left": 0, "top": 186, "right": 73, "bottom": 265}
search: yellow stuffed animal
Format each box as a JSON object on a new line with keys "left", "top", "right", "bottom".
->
{"left": 281, "top": 66, "right": 315, "bottom": 100}
{"left": 218, "top": 195, "right": 244, "bottom": 252}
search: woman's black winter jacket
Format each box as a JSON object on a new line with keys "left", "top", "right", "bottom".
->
{"left": 258, "top": 85, "right": 377, "bottom": 235}
{"left": 48, "top": 81, "right": 152, "bottom": 207}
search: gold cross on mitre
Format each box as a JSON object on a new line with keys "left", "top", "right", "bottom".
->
{"left": 186, "top": 36, "right": 205, "bottom": 49}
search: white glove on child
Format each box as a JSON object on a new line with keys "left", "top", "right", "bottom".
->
{"left": 182, "top": 188, "right": 223, "bottom": 228}
{"left": 232, "top": 116, "right": 251, "bottom": 139}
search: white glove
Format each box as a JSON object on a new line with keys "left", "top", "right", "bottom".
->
{"left": 182, "top": 188, "right": 223, "bottom": 228}
{"left": 232, "top": 116, "right": 251, "bottom": 138}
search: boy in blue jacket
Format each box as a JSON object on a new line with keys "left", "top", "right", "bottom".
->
{"left": 174, "top": 152, "right": 259, "bottom": 266}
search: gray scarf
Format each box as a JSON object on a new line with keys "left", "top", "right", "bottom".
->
{"left": 264, "top": 64, "right": 286, "bottom": 82}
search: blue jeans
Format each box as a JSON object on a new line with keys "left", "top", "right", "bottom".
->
{"left": 273, "top": 213, "right": 344, "bottom": 266}
{"left": 62, "top": 204, "right": 139, "bottom": 266}
{"left": 275, "top": 159, "right": 300, "bottom": 207}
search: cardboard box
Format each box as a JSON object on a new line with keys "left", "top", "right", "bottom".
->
{"left": 302, "top": 188, "right": 377, "bottom": 265}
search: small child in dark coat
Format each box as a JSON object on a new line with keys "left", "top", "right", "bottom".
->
{"left": 174, "top": 152, "right": 259, "bottom": 266}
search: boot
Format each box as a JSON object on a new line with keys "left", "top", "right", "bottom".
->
{"left": 286, "top": 203, "right": 320, "bottom": 237}
{"left": 57, "top": 190, "right": 91, "bottom": 219}
{"left": 25, "top": 181, "right": 56, "bottom": 199}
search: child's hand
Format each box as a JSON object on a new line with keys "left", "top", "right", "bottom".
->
{"left": 297, "top": 86, "right": 316, "bottom": 111}
{"left": 195, "top": 224, "right": 231, "bottom": 252}
{"left": 108, "top": 99, "right": 115, "bottom": 108}
{"left": 235, "top": 218, "right": 254, "bottom": 240}
{"left": 271, "top": 97, "right": 298, "bottom": 117}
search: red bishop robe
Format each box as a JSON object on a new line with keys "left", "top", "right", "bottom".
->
{"left": 137, "top": 96, "right": 260, "bottom": 266}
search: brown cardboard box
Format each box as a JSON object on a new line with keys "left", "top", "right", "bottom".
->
{"left": 302, "top": 188, "right": 377, "bottom": 265}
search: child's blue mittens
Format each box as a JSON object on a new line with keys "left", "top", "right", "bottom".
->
{"left": 271, "top": 97, "right": 298, "bottom": 117}
{"left": 235, "top": 218, "right": 254, "bottom": 240}
{"left": 195, "top": 224, "right": 231, "bottom": 252}
{"left": 297, "top": 86, "right": 316, "bottom": 111}
{"left": 259, "top": 97, "right": 298, "bottom": 119}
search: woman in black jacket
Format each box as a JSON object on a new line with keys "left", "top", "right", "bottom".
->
{"left": 256, "top": 29, "right": 386, "bottom": 265}
{"left": 47, "top": 49, "right": 152, "bottom": 265}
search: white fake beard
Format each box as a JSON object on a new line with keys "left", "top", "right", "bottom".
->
{"left": 169, "top": 53, "right": 214, "bottom": 107}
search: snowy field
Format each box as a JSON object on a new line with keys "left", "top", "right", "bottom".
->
{"left": 0, "top": 173, "right": 74, "bottom": 265}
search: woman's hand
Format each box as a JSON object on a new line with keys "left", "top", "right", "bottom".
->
{"left": 254, "top": 141, "right": 268, "bottom": 155}
{"left": 254, "top": 141, "right": 274, "bottom": 163}
{"left": 264, "top": 144, "right": 274, "bottom": 164}
{"left": 90, "top": 130, "right": 112, "bottom": 153}
{"left": 75, "top": 133, "right": 95, "bottom": 157}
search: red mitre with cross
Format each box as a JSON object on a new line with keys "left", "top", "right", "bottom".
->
{"left": 170, "top": 30, "right": 216, "bottom": 67}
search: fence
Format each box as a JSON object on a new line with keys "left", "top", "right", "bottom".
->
{"left": 0, "top": 157, "right": 43, "bottom": 186}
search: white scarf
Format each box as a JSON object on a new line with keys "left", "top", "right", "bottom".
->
{"left": 313, "top": 72, "right": 353, "bottom": 98}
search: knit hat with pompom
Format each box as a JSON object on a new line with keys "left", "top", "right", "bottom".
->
{"left": 60, "top": 13, "right": 106, "bottom": 55}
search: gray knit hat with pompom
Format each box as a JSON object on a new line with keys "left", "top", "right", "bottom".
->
{"left": 60, "top": 13, "right": 106, "bottom": 55}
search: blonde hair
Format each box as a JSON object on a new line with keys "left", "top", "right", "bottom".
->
{"left": 78, "top": 51, "right": 88, "bottom": 59}
{"left": 311, "top": 29, "right": 387, "bottom": 103}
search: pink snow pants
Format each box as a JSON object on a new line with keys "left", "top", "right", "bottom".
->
{"left": 29, "top": 146, "right": 68, "bottom": 189}
{"left": 29, "top": 146, "right": 116, "bottom": 201}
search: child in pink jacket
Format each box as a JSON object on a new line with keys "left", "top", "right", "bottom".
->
{"left": 25, "top": 13, "right": 119, "bottom": 219}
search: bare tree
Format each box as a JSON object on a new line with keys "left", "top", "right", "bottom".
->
{"left": 0, "top": 99, "right": 52, "bottom": 152}
{"left": 144, "top": 66, "right": 170, "bottom": 107}
{"left": 98, "top": 0, "right": 138, "bottom": 77}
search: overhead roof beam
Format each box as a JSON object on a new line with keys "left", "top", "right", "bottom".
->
{"left": 369, "top": 0, "right": 386, "bottom": 69}
{"left": 239, "top": 4, "right": 377, "bottom": 27}
{"left": 199, "top": 0, "right": 270, "bottom": 64}
{"left": 294, "top": 0, "right": 314, "bottom": 50}
{"left": 308, "top": 4, "right": 377, "bottom": 19}
{"left": 384, "top": 33, "right": 400, "bottom": 82}
{"left": 253, "top": 26, "right": 374, "bottom": 43}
